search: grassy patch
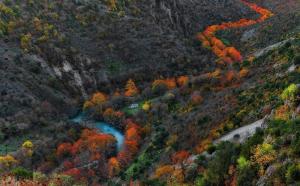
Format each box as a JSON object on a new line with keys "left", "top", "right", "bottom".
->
{"left": 122, "top": 101, "right": 144, "bottom": 115}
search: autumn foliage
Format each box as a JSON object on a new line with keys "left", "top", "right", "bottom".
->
{"left": 154, "top": 165, "right": 174, "bottom": 179}
{"left": 22, "top": 140, "right": 34, "bottom": 157}
{"left": 177, "top": 76, "right": 189, "bottom": 87}
{"left": 274, "top": 105, "right": 290, "bottom": 120}
{"left": 103, "top": 108, "right": 124, "bottom": 120}
{"left": 0, "top": 155, "right": 18, "bottom": 168}
{"left": 79, "top": 129, "right": 116, "bottom": 154}
{"left": 108, "top": 157, "right": 120, "bottom": 178}
{"left": 124, "top": 79, "right": 139, "bottom": 97}
{"left": 83, "top": 92, "right": 107, "bottom": 110}
{"left": 171, "top": 150, "right": 190, "bottom": 164}
{"left": 239, "top": 68, "right": 249, "bottom": 78}
{"left": 190, "top": 91, "right": 203, "bottom": 105}
{"left": 153, "top": 151, "right": 191, "bottom": 182}
{"left": 63, "top": 168, "right": 82, "bottom": 180}
{"left": 56, "top": 117, "right": 143, "bottom": 179}
{"left": 195, "top": 122, "right": 226, "bottom": 153}
{"left": 116, "top": 119, "right": 141, "bottom": 167}
{"left": 57, "top": 129, "right": 117, "bottom": 158}
{"left": 241, "top": 0, "right": 274, "bottom": 22}
{"left": 197, "top": 0, "right": 273, "bottom": 64}
{"left": 56, "top": 128, "right": 117, "bottom": 179}
{"left": 225, "top": 70, "right": 236, "bottom": 82}
{"left": 152, "top": 78, "right": 177, "bottom": 90}
{"left": 56, "top": 142, "right": 73, "bottom": 157}
{"left": 50, "top": 1, "right": 275, "bottom": 183}
{"left": 152, "top": 76, "right": 190, "bottom": 91}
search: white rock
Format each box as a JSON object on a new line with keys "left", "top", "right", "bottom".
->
{"left": 53, "top": 67, "right": 62, "bottom": 78}
{"left": 73, "top": 71, "right": 87, "bottom": 98}
{"left": 62, "top": 61, "right": 73, "bottom": 72}
{"left": 287, "top": 64, "right": 296, "bottom": 73}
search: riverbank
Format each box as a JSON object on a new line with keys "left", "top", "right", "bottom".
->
{"left": 71, "top": 112, "right": 124, "bottom": 150}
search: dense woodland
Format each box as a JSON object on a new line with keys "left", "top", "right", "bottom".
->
{"left": 0, "top": 0, "right": 300, "bottom": 185}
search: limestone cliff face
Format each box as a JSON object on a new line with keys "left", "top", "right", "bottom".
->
{"left": 1, "top": 0, "right": 298, "bottom": 127}
{"left": 0, "top": 0, "right": 258, "bottom": 117}
{"left": 1, "top": 0, "right": 298, "bottom": 136}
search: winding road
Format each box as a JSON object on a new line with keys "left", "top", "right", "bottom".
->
{"left": 184, "top": 117, "right": 267, "bottom": 168}
{"left": 214, "top": 118, "right": 266, "bottom": 144}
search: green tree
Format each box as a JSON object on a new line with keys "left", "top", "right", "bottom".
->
{"left": 286, "top": 164, "right": 300, "bottom": 183}
{"left": 204, "top": 142, "right": 238, "bottom": 185}
{"left": 281, "top": 84, "right": 298, "bottom": 103}
{"left": 237, "top": 156, "right": 250, "bottom": 170}
{"left": 237, "top": 165, "right": 257, "bottom": 186}
{"left": 195, "top": 174, "right": 205, "bottom": 186}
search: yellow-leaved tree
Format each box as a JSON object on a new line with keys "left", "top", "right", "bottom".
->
{"left": 142, "top": 101, "right": 151, "bottom": 111}
{"left": 83, "top": 92, "right": 107, "bottom": 110}
{"left": 22, "top": 140, "right": 34, "bottom": 157}
{"left": 251, "top": 143, "right": 276, "bottom": 175}
{"left": 0, "top": 155, "right": 18, "bottom": 168}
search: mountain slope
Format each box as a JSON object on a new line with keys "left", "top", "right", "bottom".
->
{"left": 0, "top": 0, "right": 299, "bottom": 185}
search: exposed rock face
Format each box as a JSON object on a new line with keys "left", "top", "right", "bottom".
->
{"left": 256, "top": 165, "right": 277, "bottom": 186}
{"left": 253, "top": 38, "right": 295, "bottom": 58}
{"left": 0, "top": 0, "right": 299, "bottom": 183}
{"left": 0, "top": 0, "right": 262, "bottom": 120}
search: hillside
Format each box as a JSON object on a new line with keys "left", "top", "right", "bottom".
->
{"left": 0, "top": 0, "right": 300, "bottom": 185}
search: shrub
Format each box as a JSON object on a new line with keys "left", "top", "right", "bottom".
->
{"left": 142, "top": 101, "right": 151, "bottom": 111}
{"left": 50, "top": 174, "right": 75, "bottom": 186}
{"left": 237, "top": 156, "right": 250, "bottom": 170}
{"left": 207, "top": 144, "right": 216, "bottom": 154}
{"left": 11, "top": 167, "right": 33, "bottom": 179}
{"left": 20, "top": 33, "right": 32, "bottom": 51}
{"left": 83, "top": 92, "right": 108, "bottom": 110}
{"left": 293, "top": 55, "right": 300, "bottom": 65}
{"left": 205, "top": 142, "right": 238, "bottom": 185}
{"left": 195, "top": 155, "right": 207, "bottom": 167}
{"left": 195, "top": 174, "right": 205, "bottom": 186}
{"left": 124, "top": 79, "right": 139, "bottom": 97}
{"left": 242, "top": 60, "right": 250, "bottom": 67}
{"left": 22, "top": 140, "right": 33, "bottom": 149}
{"left": 0, "top": 154, "right": 18, "bottom": 168}
{"left": 153, "top": 165, "right": 174, "bottom": 179}
{"left": 281, "top": 84, "right": 298, "bottom": 102}
{"left": 33, "top": 171, "right": 48, "bottom": 183}
{"left": 172, "top": 150, "right": 190, "bottom": 164}
{"left": 239, "top": 68, "right": 249, "bottom": 78}
{"left": 240, "top": 129, "right": 263, "bottom": 158}
{"left": 292, "top": 137, "right": 300, "bottom": 156}
{"left": 237, "top": 165, "right": 257, "bottom": 186}
{"left": 286, "top": 164, "right": 300, "bottom": 183}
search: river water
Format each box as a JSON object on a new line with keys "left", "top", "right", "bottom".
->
{"left": 71, "top": 112, "right": 124, "bottom": 150}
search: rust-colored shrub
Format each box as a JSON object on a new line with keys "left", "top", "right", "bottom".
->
{"left": 124, "top": 79, "right": 139, "bottom": 97}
